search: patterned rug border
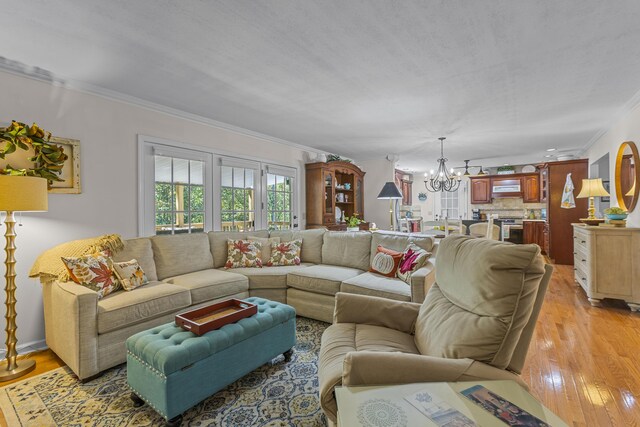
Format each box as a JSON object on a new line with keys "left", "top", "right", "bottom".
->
{"left": 0, "top": 366, "right": 70, "bottom": 427}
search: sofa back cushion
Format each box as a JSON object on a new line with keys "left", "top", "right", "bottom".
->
{"left": 113, "top": 237, "right": 158, "bottom": 281}
{"left": 322, "top": 231, "right": 372, "bottom": 271}
{"left": 414, "top": 235, "right": 546, "bottom": 369}
{"left": 370, "top": 232, "right": 434, "bottom": 265}
{"left": 151, "top": 233, "right": 214, "bottom": 280}
{"left": 208, "top": 230, "right": 269, "bottom": 268}
{"left": 270, "top": 228, "right": 325, "bottom": 264}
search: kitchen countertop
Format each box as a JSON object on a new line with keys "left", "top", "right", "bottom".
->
{"left": 522, "top": 219, "right": 546, "bottom": 222}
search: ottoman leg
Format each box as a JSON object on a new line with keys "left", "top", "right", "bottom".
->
{"left": 130, "top": 392, "right": 145, "bottom": 408}
{"left": 166, "top": 414, "right": 183, "bottom": 427}
{"left": 283, "top": 348, "right": 294, "bottom": 362}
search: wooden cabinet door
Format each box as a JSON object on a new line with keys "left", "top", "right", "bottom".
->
{"left": 540, "top": 167, "right": 548, "bottom": 202}
{"left": 523, "top": 221, "right": 534, "bottom": 244}
{"left": 523, "top": 174, "right": 540, "bottom": 203}
{"left": 402, "top": 181, "right": 412, "bottom": 205}
{"left": 470, "top": 177, "right": 491, "bottom": 204}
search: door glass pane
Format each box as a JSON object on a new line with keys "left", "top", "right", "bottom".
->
{"left": 267, "top": 172, "right": 294, "bottom": 230}
{"left": 325, "top": 173, "right": 333, "bottom": 214}
{"left": 221, "top": 165, "right": 256, "bottom": 231}
{"left": 154, "top": 155, "right": 205, "bottom": 234}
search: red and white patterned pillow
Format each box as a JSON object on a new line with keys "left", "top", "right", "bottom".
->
{"left": 61, "top": 251, "right": 121, "bottom": 298}
{"left": 369, "top": 245, "right": 403, "bottom": 277}
{"left": 267, "top": 240, "right": 302, "bottom": 266}
{"left": 397, "top": 243, "right": 431, "bottom": 284}
{"left": 225, "top": 239, "right": 263, "bottom": 268}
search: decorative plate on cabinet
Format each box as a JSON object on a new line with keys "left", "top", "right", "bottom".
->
{"left": 522, "top": 165, "right": 536, "bottom": 173}
{"left": 335, "top": 206, "right": 342, "bottom": 222}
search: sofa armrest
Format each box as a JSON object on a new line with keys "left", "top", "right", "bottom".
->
{"left": 409, "top": 260, "right": 435, "bottom": 303}
{"left": 42, "top": 280, "right": 100, "bottom": 380}
{"left": 342, "top": 351, "right": 527, "bottom": 388}
{"left": 333, "top": 292, "right": 421, "bottom": 334}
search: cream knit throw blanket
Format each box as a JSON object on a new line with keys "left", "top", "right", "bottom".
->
{"left": 29, "top": 234, "right": 124, "bottom": 282}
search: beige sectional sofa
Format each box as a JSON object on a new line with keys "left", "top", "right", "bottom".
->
{"left": 42, "top": 229, "right": 435, "bottom": 380}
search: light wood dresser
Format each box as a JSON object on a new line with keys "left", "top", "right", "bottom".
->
{"left": 572, "top": 224, "right": 640, "bottom": 311}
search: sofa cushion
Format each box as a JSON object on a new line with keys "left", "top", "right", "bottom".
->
{"left": 151, "top": 234, "right": 213, "bottom": 280}
{"left": 113, "top": 237, "right": 158, "bottom": 281}
{"left": 269, "top": 228, "right": 325, "bottom": 264}
{"left": 218, "top": 263, "right": 314, "bottom": 289}
{"left": 208, "top": 230, "right": 270, "bottom": 268}
{"left": 370, "top": 232, "right": 434, "bottom": 263}
{"left": 414, "top": 235, "right": 546, "bottom": 370}
{"left": 287, "top": 265, "right": 363, "bottom": 296}
{"left": 166, "top": 269, "right": 249, "bottom": 304}
{"left": 321, "top": 231, "right": 372, "bottom": 270}
{"left": 341, "top": 272, "right": 411, "bottom": 302}
{"left": 97, "top": 281, "right": 191, "bottom": 334}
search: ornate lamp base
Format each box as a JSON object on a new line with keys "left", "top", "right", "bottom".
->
{"left": 0, "top": 358, "right": 35, "bottom": 381}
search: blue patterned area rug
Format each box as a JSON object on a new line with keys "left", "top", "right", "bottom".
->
{"left": 0, "top": 317, "right": 329, "bottom": 426}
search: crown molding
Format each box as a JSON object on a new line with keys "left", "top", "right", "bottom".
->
{"left": 581, "top": 84, "right": 640, "bottom": 156}
{"left": 0, "top": 58, "right": 325, "bottom": 155}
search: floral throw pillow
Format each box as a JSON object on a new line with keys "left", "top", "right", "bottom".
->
{"left": 369, "top": 245, "right": 403, "bottom": 277}
{"left": 112, "top": 259, "right": 148, "bottom": 291}
{"left": 61, "top": 251, "right": 121, "bottom": 298}
{"left": 397, "top": 243, "right": 432, "bottom": 284}
{"left": 225, "top": 239, "right": 263, "bottom": 268}
{"left": 267, "top": 240, "right": 302, "bottom": 266}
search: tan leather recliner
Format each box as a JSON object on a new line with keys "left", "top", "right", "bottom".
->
{"left": 318, "top": 235, "right": 553, "bottom": 424}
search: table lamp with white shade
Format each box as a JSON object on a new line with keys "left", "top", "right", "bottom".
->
{"left": 576, "top": 178, "right": 610, "bottom": 225}
{"left": 0, "top": 175, "right": 48, "bottom": 381}
{"left": 377, "top": 182, "right": 403, "bottom": 230}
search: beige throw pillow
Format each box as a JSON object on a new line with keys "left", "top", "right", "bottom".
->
{"left": 225, "top": 239, "right": 263, "bottom": 268}
{"left": 61, "top": 251, "right": 121, "bottom": 299}
{"left": 112, "top": 259, "right": 149, "bottom": 291}
{"left": 248, "top": 236, "right": 281, "bottom": 265}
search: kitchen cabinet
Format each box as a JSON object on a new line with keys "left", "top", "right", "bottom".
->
{"left": 523, "top": 174, "right": 540, "bottom": 203}
{"left": 305, "top": 161, "right": 366, "bottom": 230}
{"left": 523, "top": 220, "right": 546, "bottom": 254}
{"left": 470, "top": 177, "right": 491, "bottom": 204}
{"left": 573, "top": 224, "right": 640, "bottom": 311}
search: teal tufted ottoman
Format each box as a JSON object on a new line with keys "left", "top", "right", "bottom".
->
{"left": 126, "top": 297, "right": 296, "bottom": 425}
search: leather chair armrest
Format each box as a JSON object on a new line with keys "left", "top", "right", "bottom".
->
{"left": 409, "top": 260, "right": 435, "bottom": 303}
{"left": 333, "top": 292, "right": 421, "bottom": 334}
{"left": 343, "top": 351, "right": 527, "bottom": 388}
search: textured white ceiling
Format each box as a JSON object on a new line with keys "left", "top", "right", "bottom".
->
{"left": 3, "top": 1, "right": 640, "bottom": 171}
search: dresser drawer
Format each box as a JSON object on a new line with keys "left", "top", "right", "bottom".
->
{"left": 574, "top": 264, "right": 590, "bottom": 291}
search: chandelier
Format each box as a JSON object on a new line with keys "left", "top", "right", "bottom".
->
{"left": 424, "top": 137, "right": 462, "bottom": 192}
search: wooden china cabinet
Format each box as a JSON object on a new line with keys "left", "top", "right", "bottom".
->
{"left": 305, "top": 161, "right": 366, "bottom": 230}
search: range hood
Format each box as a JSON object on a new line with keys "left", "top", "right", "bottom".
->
{"left": 492, "top": 178, "right": 523, "bottom": 198}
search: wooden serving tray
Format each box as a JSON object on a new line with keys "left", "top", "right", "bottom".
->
{"left": 175, "top": 299, "right": 258, "bottom": 335}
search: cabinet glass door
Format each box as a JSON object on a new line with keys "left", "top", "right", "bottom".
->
{"left": 355, "top": 177, "right": 363, "bottom": 217}
{"left": 324, "top": 171, "right": 333, "bottom": 214}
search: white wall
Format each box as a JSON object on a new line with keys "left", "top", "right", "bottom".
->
{"left": 357, "top": 158, "right": 396, "bottom": 230}
{"left": 586, "top": 103, "right": 640, "bottom": 227}
{"left": 0, "top": 71, "right": 312, "bottom": 348}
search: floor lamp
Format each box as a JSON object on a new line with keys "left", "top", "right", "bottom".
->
{"left": 377, "top": 182, "right": 403, "bottom": 230}
{"left": 0, "top": 175, "right": 48, "bottom": 381}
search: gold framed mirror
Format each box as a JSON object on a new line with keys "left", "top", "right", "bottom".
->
{"left": 615, "top": 141, "right": 640, "bottom": 212}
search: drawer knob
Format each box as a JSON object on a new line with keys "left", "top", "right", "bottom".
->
{"left": 582, "top": 259, "right": 586, "bottom": 262}
{"left": 581, "top": 240, "right": 586, "bottom": 244}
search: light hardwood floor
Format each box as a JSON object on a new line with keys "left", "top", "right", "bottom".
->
{"left": 0, "top": 264, "right": 638, "bottom": 425}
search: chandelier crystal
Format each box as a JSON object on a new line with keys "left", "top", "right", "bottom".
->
{"left": 424, "top": 137, "right": 462, "bottom": 192}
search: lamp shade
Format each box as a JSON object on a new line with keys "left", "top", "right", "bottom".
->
{"left": 0, "top": 175, "right": 48, "bottom": 211}
{"left": 377, "top": 182, "right": 403, "bottom": 199}
{"left": 576, "top": 178, "right": 610, "bottom": 198}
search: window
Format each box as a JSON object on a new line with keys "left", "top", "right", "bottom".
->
{"left": 138, "top": 135, "right": 298, "bottom": 236}
{"left": 440, "top": 189, "right": 460, "bottom": 219}
{"left": 154, "top": 156, "right": 205, "bottom": 234}
{"left": 266, "top": 168, "right": 294, "bottom": 230}
{"left": 220, "top": 166, "right": 256, "bottom": 231}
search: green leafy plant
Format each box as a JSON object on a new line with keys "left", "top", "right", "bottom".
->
{"left": 604, "top": 207, "right": 627, "bottom": 215}
{"left": 345, "top": 215, "right": 363, "bottom": 227}
{"left": 0, "top": 120, "right": 68, "bottom": 182}
{"left": 326, "top": 154, "right": 352, "bottom": 163}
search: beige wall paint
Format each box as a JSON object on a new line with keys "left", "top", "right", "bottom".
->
{"left": 357, "top": 158, "right": 396, "bottom": 230}
{"left": 0, "top": 71, "right": 313, "bottom": 348}
{"left": 586, "top": 104, "right": 640, "bottom": 227}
